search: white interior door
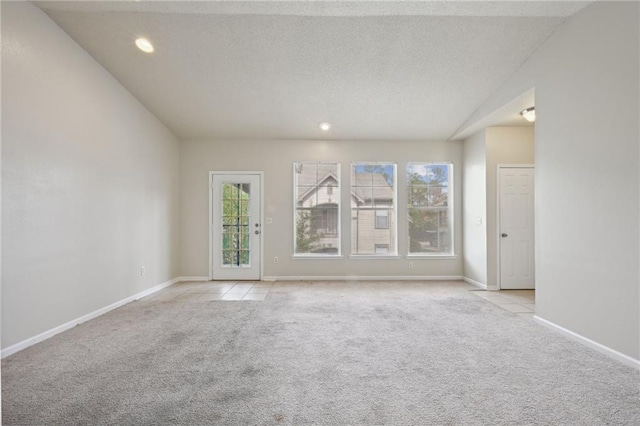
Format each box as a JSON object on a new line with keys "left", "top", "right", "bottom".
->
{"left": 499, "top": 167, "right": 534, "bottom": 289}
{"left": 211, "top": 173, "right": 262, "bottom": 280}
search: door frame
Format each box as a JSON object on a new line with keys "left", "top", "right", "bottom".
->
{"left": 209, "top": 171, "right": 264, "bottom": 281}
{"left": 496, "top": 164, "right": 534, "bottom": 290}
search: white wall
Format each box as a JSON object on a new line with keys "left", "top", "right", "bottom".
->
{"left": 462, "top": 130, "right": 487, "bottom": 286}
{"left": 485, "top": 127, "right": 535, "bottom": 288}
{"left": 180, "top": 139, "right": 463, "bottom": 278}
{"left": 462, "top": 127, "right": 534, "bottom": 289}
{"left": 458, "top": 2, "right": 639, "bottom": 359}
{"left": 1, "top": 2, "right": 180, "bottom": 350}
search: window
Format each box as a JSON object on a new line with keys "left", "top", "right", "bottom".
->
{"left": 375, "top": 244, "right": 389, "bottom": 254}
{"left": 294, "top": 162, "right": 340, "bottom": 255}
{"left": 375, "top": 210, "right": 389, "bottom": 229}
{"left": 407, "top": 163, "right": 453, "bottom": 255}
{"left": 351, "top": 163, "right": 397, "bottom": 255}
{"left": 221, "top": 183, "right": 251, "bottom": 266}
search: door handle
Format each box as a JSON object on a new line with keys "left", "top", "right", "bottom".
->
{"left": 501, "top": 233, "right": 508, "bottom": 238}
{"left": 255, "top": 230, "right": 260, "bottom": 235}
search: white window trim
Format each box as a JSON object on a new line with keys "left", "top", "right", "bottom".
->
{"left": 406, "top": 162, "right": 455, "bottom": 257}
{"left": 349, "top": 255, "right": 401, "bottom": 260}
{"left": 350, "top": 162, "right": 398, "bottom": 256}
{"left": 293, "top": 161, "right": 342, "bottom": 257}
{"left": 406, "top": 254, "right": 458, "bottom": 260}
{"left": 291, "top": 255, "right": 345, "bottom": 260}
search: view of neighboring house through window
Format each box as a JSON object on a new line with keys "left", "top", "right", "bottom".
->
{"left": 407, "top": 163, "right": 453, "bottom": 255}
{"left": 293, "top": 162, "right": 340, "bottom": 255}
{"left": 351, "top": 163, "right": 397, "bottom": 255}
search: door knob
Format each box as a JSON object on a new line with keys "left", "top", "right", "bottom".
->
{"left": 255, "top": 230, "right": 260, "bottom": 235}
{"left": 501, "top": 233, "right": 508, "bottom": 238}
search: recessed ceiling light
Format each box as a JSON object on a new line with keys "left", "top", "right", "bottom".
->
{"left": 135, "top": 38, "right": 154, "bottom": 53}
{"left": 520, "top": 107, "right": 535, "bottom": 122}
{"left": 319, "top": 122, "right": 331, "bottom": 131}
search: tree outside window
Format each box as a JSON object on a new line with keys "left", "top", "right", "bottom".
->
{"left": 407, "top": 163, "right": 453, "bottom": 255}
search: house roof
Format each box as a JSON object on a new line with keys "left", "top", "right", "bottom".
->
{"left": 298, "top": 174, "right": 339, "bottom": 205}
{"left": 296, "top": 164, "right": 339, "bottom": 187}
{"left": 351, "top": 173, "right": 393, "bottom": 202}
{"left": 297, "top": 166, "right": 393, "bottom": 205}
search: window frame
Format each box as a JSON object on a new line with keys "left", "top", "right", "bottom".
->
{"left": 375, "top": 209, "right": 390, "bottom": 229}
{"left": 292, "top": 161, "right": 342, "bottom": 257}
{"left": 374, "top": 244, "right": 390, "bottom": 254}
{"left": 350, "top": 162, "right": 398, "bottom": 257}
{"left": 406, "top": 162, "right": 454, "bottom": 257}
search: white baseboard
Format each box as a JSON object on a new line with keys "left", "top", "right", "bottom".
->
{"left": 463, "top": 277, "right": 487, "bottom": 289}
{"left": 175, "top": 276, "right": 209, "bottom": 282}
{"left": 261, "top": 275, "right": 464, "bottom": 281}
{"left": 533, "top": 315, "right": 640, "bottom": 370}
{"left": 1, "top": 277, "right": 180, "bottom": 359}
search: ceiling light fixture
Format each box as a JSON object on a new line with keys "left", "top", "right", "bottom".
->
{"left": 135, "top": 38, "right": 154, "bottom": 53}
{"left": 520, "top": 107, "right": 535, "bottom": 123}
{"left": 319, "top": 122, "right": 331, "bottom": 131}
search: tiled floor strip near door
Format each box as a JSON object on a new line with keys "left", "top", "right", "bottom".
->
{"left": 144, "top": 281, "right": 272, "bottom": 302}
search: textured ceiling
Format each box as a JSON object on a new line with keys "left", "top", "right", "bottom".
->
{"left": 36, "top": 1, "right": 590, "bottom": 140}
{"left": 35, "top": 1, "right": 592, "bottom": 17}
{"left": 451, "top": 88, "right": 535, "bottom": 140}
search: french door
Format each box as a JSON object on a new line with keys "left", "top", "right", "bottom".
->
{"left": 210, "top": 173, "right": 262, "bottom": 280}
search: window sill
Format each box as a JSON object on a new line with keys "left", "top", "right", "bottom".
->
{"left": 349, "top": 255, "right": 400, "bottom": 260}
{"left": 291, "top": 255, "right": 344, "bottom": 260}
{"left": 405, "top": 254, "right": 457, "bottom": 260}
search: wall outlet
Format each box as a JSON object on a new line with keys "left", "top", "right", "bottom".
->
{"left": 273, "top": 256, "right": 279, "bottom": 264}
{"left": 408, "top": 262, "right": 414, "bottom": 270}
{"left": 140, "top": 266, "right": 146, "bottom": 276}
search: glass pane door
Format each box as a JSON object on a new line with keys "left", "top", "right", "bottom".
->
{"left": 211, "top": 173, "right": 261, "bottom": 280}
{"left": 222, "top": 183, "right": 251, "bottom": 267}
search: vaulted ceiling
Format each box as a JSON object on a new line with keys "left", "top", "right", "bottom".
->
{"left": 36, "top": 1, "right": 591, "bottom": 140}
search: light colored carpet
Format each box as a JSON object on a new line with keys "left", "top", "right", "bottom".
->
{"left": 2, "top": 281, "right": 639, "bottom": 425}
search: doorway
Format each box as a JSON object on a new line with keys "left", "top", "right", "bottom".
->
{"left": 498, "top": 165, "right": 534, "bottom": 289}
{"left": 210, "top": 172, "right": 263, "bottom": 280}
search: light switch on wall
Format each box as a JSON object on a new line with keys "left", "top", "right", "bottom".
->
{"left": 477, "top": 217, "right": 483, "bottom": 225}
{"left": 265, "top": 217, "right": 273, "bottom": 224}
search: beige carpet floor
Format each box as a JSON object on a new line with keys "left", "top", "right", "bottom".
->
{"left": 2, "top": 281, "right": 639, "bottom": 425}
